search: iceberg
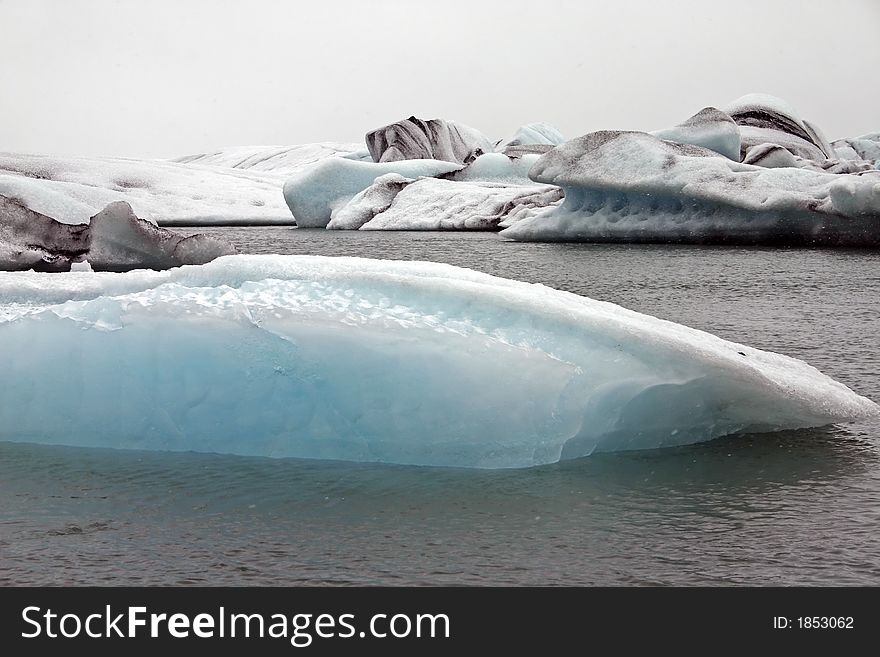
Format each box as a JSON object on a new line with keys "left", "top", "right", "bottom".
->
{"left": 87, "top": 201, "right": 236, "bottom": 271}
{"left": 0, "top": 152, "right": 294, "bottom": 226}
{"left": 501, "top": 130, "right": 880, "bottom": 245}
{"left": 326, "top": 173, "right": 412, "bottom": 230}
{"left": 320, "top": 153, "right": 562, "bottom": 231}
{"left": 832, "top": 134, "right": 880, "bottom": 164}
{"left": 0, "top": 194, "right": 89, "bottom": 271}
{"left": 0, "top": 255, "right": 875, "bottom": 469}
{"left": 497, "top": 122, "right": 565, "bottom": 151}
{"left": 282, "top": 157, "right": 463, "bottom": 228}
{"left": 651, "top": 107, "right": 742, "bottom": 161}
{"left": 171, "top": 142, "right": 368, "bottom": 175}
{"left": 742, "top": 143, "right": 876, "bottom": 174}
{"left": 723, "top": 93, "right": 832, "bottom": 161}
{"left": 350, "top": 177, "right": 562, "bottom": 230}
{"left": 448, "top": 152, "right": 544, "bottom": 185}
{"left": 1, "top": 195, "right": 234, "bottom": 272}
{"left": 366, "top": 116, "right": 494, "bottom": 164}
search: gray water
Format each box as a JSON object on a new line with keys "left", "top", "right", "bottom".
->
{"left": 2, "top": 229, "right": 878, "bottom": 585}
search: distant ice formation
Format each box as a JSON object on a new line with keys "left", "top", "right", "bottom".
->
{"left": 497, "top": 122, "right": 565, "bottom": 152}
{"left": 172, "top": 142, "right": 368, "bottom": 175}
{"left": 0, "top": 255, "right": 875, "bottom": 468}
{"left": 723, "top": 93, "right": 833, "bottom": 161}
{"left": 0, "top": 197, "right": 234, "bottom": 271}
{"left": 88, "top": 201, "right": 236, "bottom": 271}
{"left": 3, "top": 95, "right": 877, "bottom": 241}
{"left": 0, "top": 152, "right": 294, "bottom": 226}
{"left": 500, "top": 130, "right": 880, "bottom": 244}
{"left": 832, "top": 134, "right": 880, "bottom": 163}
{"left": 331, "top": 177, "right": 563, "bottom": 231}
{"left": 282, "top": 158, "right": 463, "bottom": 228}
{"left": 499, "top": 94, "right": 880, "bottom": 245}
{"left": 366, "top": 116, "right": 494, "bottom": 164}
{"left": 651, "top": 107, "right": 741, "bottom": 161}
{"left": 0, "top": 195, "right": 89, "bottom": 271}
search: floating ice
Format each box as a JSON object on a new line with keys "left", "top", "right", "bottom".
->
{"left": 172, "top": 142, "right": 368, "bottom": 175}
{"left": 87, "top": 201, "right": 236, "bottom": 271}
{"left": 282, "top": 157, "right": 462, "bottom": 228}
{"left": 366, "top": 116, "right": 494, "bottom": 164}
{"left": 497, "top": 122, "right": 565, "bottom": 150}
{"left": 724, "top": 93, "right": 831, "bottom": 161}
{"left": 353, "top": 177, "right": 562, "bottom": 230}
{"left": 651, "top": 107, "right": 742, "bottom": 161}
{"left": 0, "top": 194, "right": 89, "bottom": 271}
{"left": 832, "top": 134, "right": 880, "bottom": 164}
{"left": 0, "top": 152, "right": 293, "bottom": 226}
{"left": 501, "top": 130, "right": 880, "bottom": 245}
{"left": 742, "top": 143, "right": 876, "bottom": 174}
{"left": 0, "top": 195, "right": 234, "bottom": 272}
{"left": 0, "top": 255, "right": 875, "bottom": 468}
{"left": 448, "top": 152, "right": 544, "bottom": 185}
{"left": 326, "top": 174, "right": 412, "bottom": 230}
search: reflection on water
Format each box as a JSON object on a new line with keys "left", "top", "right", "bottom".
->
{"left": 2, "top": 230, "right": 879, "bottom": 585}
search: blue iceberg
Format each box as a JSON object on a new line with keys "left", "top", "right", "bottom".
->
{"left": 0, "top": 255, "right": 875, "bottom": 468}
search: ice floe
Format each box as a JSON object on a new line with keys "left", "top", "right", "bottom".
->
{"left": 0, "top": 255, "right": 874, "bottom": 468}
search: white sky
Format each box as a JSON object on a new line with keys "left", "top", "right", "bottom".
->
{"left": 1, "top": 0, "right": 878, "bottom": 158}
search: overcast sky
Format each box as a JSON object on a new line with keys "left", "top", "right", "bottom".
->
{"left": 1, "top": 0, "right": 878, "bottom": 158}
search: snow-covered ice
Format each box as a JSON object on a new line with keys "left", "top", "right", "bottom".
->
{"left": 0, "top": 255, "right": 875, "bottom": 469}
{"left": 351, "top": 177, "right": 562, "bottom": 231}
{"left": 448, "top": 152, "right": 544, "bottom": 185}
{"left": 651, "top": 107, "right": 742, "bottom": 161}
{"left": 832, "top": 134, "right": 880, "bottom": 164}
{"left": 282, "top": 157, "right": 463, "bottom": 228}
{"left": 313, "top": 153, "right": 561, "bottom": 231}
{"left": 501, "top": 130, "right": 880, "bottom": 245}
{"left": 723, "top": 93, "right": 832, "bottom": 161}
{"left": 366, "top": 116, "right": 494, "bottom": 164}
{"left": 497, "top": 122, "right": 565, "bottom": 150}
{"left": 172, "top": 142, "right": 368, "bottom": 176}
{"left": 0, "top": 152, "right": 294, "bottom": 226}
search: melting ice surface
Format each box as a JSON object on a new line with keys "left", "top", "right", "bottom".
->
{"left": 0, "top": 255, "right": 876, "bottom": 468}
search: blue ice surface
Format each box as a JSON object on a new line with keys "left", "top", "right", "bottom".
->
{"left": 0, "top": 255, "right": 875, "bottom": 468}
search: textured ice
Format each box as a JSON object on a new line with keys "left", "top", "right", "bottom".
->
{"left": 651, "top": 107, "right": 742, "bottom": 161}
{"left": 742, "top": 143, "right": 876, "bottom": 174}
{"left": 0, "top": 196, "right": 235, "bottom": 272}
{"left": 282, "top": 157, "right": 463, "bottom": 228}
{"left": 832, "top": 134, "right": 880, "bottom": 163}
{"left": 0, "top": 152, "right": 293, "bottom": 226}
{"left": 323, "top": 159, "right": 563, "bottom": 231}
{"left": 0, "top": 195, "right": 89, "bottom": 271}
{"left": 351, "top": 178, "right": 562, "bottom": 231}
{"left": 497, "top": 122, "right": 565, "bottom": 150}
{"left": 448, "top": 153, "right": 544, "bottom": 185}
{"left": 366, "top": 117, "right": 494, "bottom": 164}
{"left": 87, "top": 201, "right": 236, "bottom": 271}
{"left": 724, "top": 94, "right": 831, "bottom": 161}
{"left": 172, "top": 142, "right": 368, "bottom": 175}
{"left": 0, "top": 255, "right": 874, "bottom": 469}
{"left": 501, "top": 131, "right": 880, "bottom": 245}
{"left": 326, "top": 174, "right": 412, "bottom": 230}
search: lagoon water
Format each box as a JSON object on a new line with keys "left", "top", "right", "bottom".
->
{"left": 2, "top": 229, "right": 878, "bottom": 585}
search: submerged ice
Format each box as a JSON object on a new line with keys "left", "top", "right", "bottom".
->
{"left": 0, "top": 255, "right": 875, "bottom": 469}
